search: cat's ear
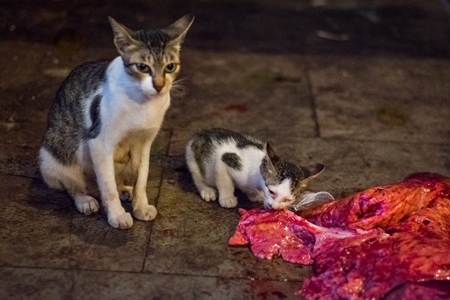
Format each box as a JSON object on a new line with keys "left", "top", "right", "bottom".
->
{"left": 265, "top": 142, "right": 280, "bottom": 164}
{"left": 109, "top": 17, "right": 139, "bottom": 55}
{"left": 302, "top": 163, "right": 325, "bottom": 181}
{"left": 298, "top": 163, "right": 325, "bottom": 189}
{"left": 163, "top": 14, "right": 195, "bottom": 48}
{"left": 261, "top": 143, "right": 278, "bottom": 176}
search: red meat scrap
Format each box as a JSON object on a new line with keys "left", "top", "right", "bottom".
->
{"left": 228, "top": 173, "right": 450, "bottom": 299}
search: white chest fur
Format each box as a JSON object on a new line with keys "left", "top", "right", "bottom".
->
{"left": 100, "top": 57, "right": 170, "bottom": 145}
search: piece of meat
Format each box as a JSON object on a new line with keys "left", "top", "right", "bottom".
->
{"left": 229, "top": 173, "right": 450, "bottom": 299}
{"left": 384, "top": 281, "right": 450, "bottom": 300}
{"left": 302, "top": 173, "right": 450, "bottom": 230}
{"left": 229, "top": 208, "right": 379, "bottom": 265}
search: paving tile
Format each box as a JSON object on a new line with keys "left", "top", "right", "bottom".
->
{"left": 0, "top": 122, "right": 47, "bottom": 149}
{"left": 0, "top": 41, "right": 115, "bottom": 125}
{"left": 74, "top": 271, "right": 304, "bottom": 300}
{"left": 144, "top": 168, "right": 311, "bottom": 281}
{"left": 68, "top": 185, "right": 158, "bottom": 272}
{"left": 164, "top": 50, "right": 316, "bottom": 138}
{"left": 0, "top": 266, "right": 303, "bottom": 300}
{"left": 0, "top": 174, "right": 72, "bottom": 268}
{"left": 307, "top": 55, "right": 450, "bottom": 143}
{"left": 0, "top": 144, "right": 39, "bottom": 177}
{"left": 0, "top": 267, "right": 73, "bottom": 300}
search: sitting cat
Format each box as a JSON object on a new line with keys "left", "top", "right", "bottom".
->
{"left": 185, "top": 128, "right": 325, "bottom": 210}
{"left": 39, "top": 15, "right": 194, "bottom": 229}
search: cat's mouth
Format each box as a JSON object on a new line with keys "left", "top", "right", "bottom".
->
{"left": 265, "top": 197, "right": 295, "bottom": 210}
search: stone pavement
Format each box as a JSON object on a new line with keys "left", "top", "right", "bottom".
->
{"left": 0, "top": 0, "right": 449, "bottom": 299}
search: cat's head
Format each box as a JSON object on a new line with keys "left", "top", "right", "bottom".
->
{"left": 259, "top": 143, "right": 325, "bottom": 210}
{"left": 109, "top": 14, "right": 194, "bottom": 95}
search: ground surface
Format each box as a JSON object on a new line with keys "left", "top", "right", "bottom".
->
{"left": 0, "top": 0, "right": 449, "bottom": 299}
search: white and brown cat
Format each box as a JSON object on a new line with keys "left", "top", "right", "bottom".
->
{"left": 39, "top": 15, "right": 194, "bottom": 229}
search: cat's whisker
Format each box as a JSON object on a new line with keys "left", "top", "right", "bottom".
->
{"left": 170, "top": 78, "right": 187, "bottom": 98}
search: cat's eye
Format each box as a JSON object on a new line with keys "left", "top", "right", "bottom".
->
{"left": 269, "top": 190, "right": 277, "bottom": 199}
{"left": 136, "top": 63, "right": 151, "bottom": 73}
{"left": 164, "top": 63, "right": 178, "bottom": 73}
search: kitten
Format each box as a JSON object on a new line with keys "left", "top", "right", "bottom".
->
{"left": 185, "top": 128, "right": 324, "bottom": 210}
{"left": 39, "top": 15, "right": 194, "bottom": 229}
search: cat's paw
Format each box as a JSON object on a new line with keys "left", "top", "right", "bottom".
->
{"left": 219, "top": 196, "right": 238, "bottom": 208}
{"left": 133, "top": 204, "right": 157, "bottom": 221}
{"left": 108, "top": 212, "right": 133, "bottom": 229}
{"left": 200, "top": 187, "right": 217, "bottom": 202}
{"left": 74, "top": 195, "right": 100, "bottom": 215}
{"left": 119, "top": 186, "right": 133, "bottom": 202}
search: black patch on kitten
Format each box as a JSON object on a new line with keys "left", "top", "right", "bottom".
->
{"left": 222, "top": 152, "right": 243, "bottom": 171}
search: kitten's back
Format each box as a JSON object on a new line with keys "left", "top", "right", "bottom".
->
{"left": 189, "top": 127, "right": 263, "bottom": 158}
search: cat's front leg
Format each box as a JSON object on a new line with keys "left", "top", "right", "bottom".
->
{"left": 89, "top": 139, "right": 133, "bottom": 229}
{"left": 131, "top": 136, "right": 157, "bottom": 222}
{"left": 215, "top": 163, "right": 238, "bottom": 208}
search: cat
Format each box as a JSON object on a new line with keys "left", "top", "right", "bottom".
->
{"left": 185, "top": 128, "right": 325, "bottom": 210}
{"left": 39, "top": 15, "right": 194, "bottom": 229}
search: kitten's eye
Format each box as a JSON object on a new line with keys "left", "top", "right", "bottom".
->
{"left": 136, "top": 63, "right": 150, "bottom": 73}
{"left": 269, "top": 190, "right": 277, "bottom": 199}
{"left": 164, "top": 63, "right": 177, "bottom": 73}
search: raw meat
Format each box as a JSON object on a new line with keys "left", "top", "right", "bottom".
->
{"left": 229, "top": 173, "right": 450, "bottom": 299}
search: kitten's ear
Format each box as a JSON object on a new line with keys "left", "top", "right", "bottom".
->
{"left": 298, "top": 163, "right": 325, "bottom": 188}
{"left": 265, "top": 142, "right": 280, "bottom": 164}
{"left": 261, "top": 143, "right": 278, "bottom": 176}
{"left": 163, "top": 14, "right": 194, "bottom": 48}
{"left": 305, "top": 164, "right": 325, "bottom": 178}
{"left": 109, "top": 17, "right": 139, "bottom": 55}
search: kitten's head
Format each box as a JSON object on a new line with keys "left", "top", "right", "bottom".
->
{"left": 109, "top": 14, "right": 194, "bottom": 95}
{"left": 260, "top": 143, "right": 325, "bottom": 210}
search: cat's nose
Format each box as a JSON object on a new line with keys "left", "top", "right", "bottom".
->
{"left": 152, "top": 78, "right": 165, "bottom": 93}
{"left": 154, "top": 84, "right": 164, "bottom": 93}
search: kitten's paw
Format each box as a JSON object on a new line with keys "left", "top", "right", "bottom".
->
{"left": 74, "top": 195, "right": 100, "bottom": 215}
{"left": 108, "top": 212, "right": 133, "bottom": 229}
{"left": 133, "top": 204, "right": 157, "bottom": 221}
{"left": 219, "top": 196, "right": 238, "bottom": 208}
{"left": 119, "top": 186, "right": 133, "bottom": 202}
{"left": 200, "top": 187, "right": 217, "bottom": 202}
